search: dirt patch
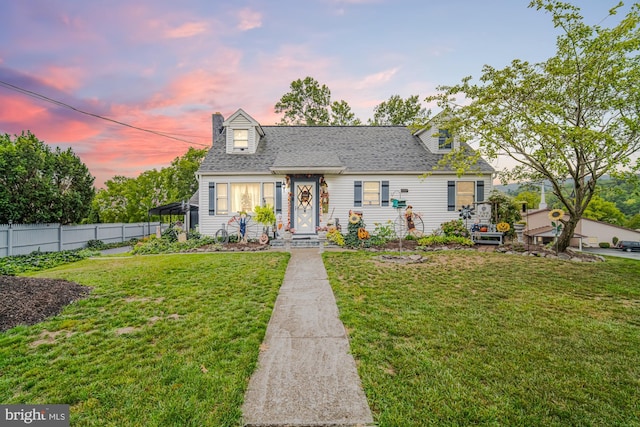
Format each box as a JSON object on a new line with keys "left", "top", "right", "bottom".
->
{"left": 0, "top": 276, "right": 91, "bottom": 332}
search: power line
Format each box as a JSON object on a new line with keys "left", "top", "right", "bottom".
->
{"left": 0, "top": 79, "right": 211, "bottom": 147}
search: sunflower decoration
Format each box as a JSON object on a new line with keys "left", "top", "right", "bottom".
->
{"left": 496, "top": 222, "right": 510, "bottom": 232}
{"left": 548, "top": 209, "right": 565, "bottom": 221}
{"left": 349, "top": 211, "right": 361, "bottom": 224}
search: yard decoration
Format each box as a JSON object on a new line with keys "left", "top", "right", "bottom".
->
{"left": 349, "top": 212, "right": 361, "bottom": 224}
{"left": 358, "top": 227, "right": 370, "bottom": 240}
{"left": 496, "top": 222, "right": 510, "bottom": 232}
{"left": 549, "top": 209, "right": 565, "bottom": 254}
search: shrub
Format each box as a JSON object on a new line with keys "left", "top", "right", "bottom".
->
{"left": 0, "top": 249, "right": 95, "bottom": 275}
{"left": 417, "top": 235, "right": 474, "bottom": 247}
{"left": 86, "top": 239, "right": 107, "bottom": 250}
{"left": 612, "top": 236, "right": 619, "bottom": 246}
{"left": 370, "top": 221, "right": 395, "bottom": 247}
{"left": 131, "top": 235, "right": 217, "bottom": 255}
{"left": 599, "top": 242, "right": 611, "bottom": 248}
{"left": 326, "top": 229, "right": 345, "bottom": 247}
{"left": 440, "top": 219, "right": 471, "bottom": 239}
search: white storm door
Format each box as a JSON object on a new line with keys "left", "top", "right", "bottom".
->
{"left": 294, "top": 181, "right": 316, "bottom": 234}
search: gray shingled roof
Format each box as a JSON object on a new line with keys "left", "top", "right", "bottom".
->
{"left": 198, "top": 126, "right": 494, "bottom": 174}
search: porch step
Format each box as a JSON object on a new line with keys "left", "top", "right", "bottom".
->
{"left": 270, "top": 238, "right": 322, "bottom": 248}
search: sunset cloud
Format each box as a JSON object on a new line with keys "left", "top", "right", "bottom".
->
{"left": 236, "top": 8, "right": 262, "bottom": 31}
{"left": 355, "top": 67, "right": 399, "bottom": 90}
{"left": 165, "top": 21, "right": 208, "bottom": 38}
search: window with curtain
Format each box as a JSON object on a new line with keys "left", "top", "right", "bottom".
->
{"left": 262, "top": 183, "right": 275, "bottom": 207}
{"left": 456, "top": 181, "right": 475, "bottom": 210}
{"left": 216, "top": 183, "right": 228, "bottom": 215}
{"left": 233, "top": 129, "right": 248, "bottom": 149}
{"left": 363, "top": 181, "right": 380, "bottom": 206}
{"left": 231, "top": 183, "right": 260, "bottom": 213}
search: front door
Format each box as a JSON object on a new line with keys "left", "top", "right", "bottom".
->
{"left": 294, "top": 181, "right": 316, "bottom": 234}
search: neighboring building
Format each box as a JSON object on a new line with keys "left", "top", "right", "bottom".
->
{"left": 523, "top": 208, "right": 640, "bottom": 248}
{"left": 196, "top": 109, "right": 495, "bottom": 239}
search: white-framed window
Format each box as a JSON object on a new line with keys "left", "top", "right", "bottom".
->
{"left": 448, "top": 180, "right": 485, "bottom": 211}
{"left": 363, "top": 181, "right": 380, "bottom": 206}
{"left": 262, "top": 183, "right": 275, "bottom": 207}
{"left": 233, "top": 129, "right": 249, "bottom": 149}
{"left": 456, "top": 181, "right": 475, "bottom": 210}
{"left": 354, "top": 180, "right": 389, "bottom": 207}
{"left": 216, "top": 183, "right": 228, "bottom": 215}
{"left": 230, "top": 183, "right": 260, "bottom": 213}
{"left": 210, "top": 181, "right": 282, "bottom": 216}
{"left": 438, "top": 129, "right": 452, "bottom": 150}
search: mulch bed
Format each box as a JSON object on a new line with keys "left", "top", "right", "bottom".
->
{"left": 0, "top": 276, "right": 91, "bottom": 332}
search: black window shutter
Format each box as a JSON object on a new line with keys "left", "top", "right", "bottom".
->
{"left": 381, "top": 181, "right": 390, "bottom": 206}
{"left": 447, "top": 181, "right": 455, "bottom": 211}
{"left": 354, "top": 181, "right": 362, "bottom": 207}
{"left": 275, "top": 182, "right": 282, "bottom": 214}
{"left": 208, "top": 182, "right": 216, "bottom": 215}
{"left": 477, "top": 180, "right": 485, "bottom": 203}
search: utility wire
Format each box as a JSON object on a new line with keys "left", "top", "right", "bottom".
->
{"left": 0, "top": 79, "right": 210, "bottom": 147}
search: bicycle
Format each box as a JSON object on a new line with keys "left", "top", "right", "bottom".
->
{"left": 215, "top": 213, "right": 260, "bottom": 243}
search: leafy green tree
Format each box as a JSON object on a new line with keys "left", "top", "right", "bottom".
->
{"left": 330, "top": 100, "right": 362, "bottom": 125}
{"left": 164, "top": 147, "right": 208, "bottom": 202}
{"left": 425, "top": 1, "right": 640, "bottom": 252}
{"left": 513, "top": 190, "right": 541, "bottom": 211}
{"left": 626, "top": 213, "right": 640, "bottom": 230}
{"left": 90, "top": 148, "right": 206, "bottom": 223}
{"left": 368, "top": 94, "right": 428, "bottom": 126}
{"left": 275, "top": 77, "right": 332, "bottom": 125}
{"left": 583, "top": 195, "right": 627, "bottom": 225}
{"left": 0, "top": 132, "right": 95, "bottom": 224}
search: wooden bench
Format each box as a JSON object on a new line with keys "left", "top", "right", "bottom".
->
{"left": 473, "top": 232, "right": 503, "bottom": 245}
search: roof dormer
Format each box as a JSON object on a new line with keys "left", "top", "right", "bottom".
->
{"left": 223, "top": 108, "right": 264, "bottom": 154}
{"left": 413, "top": 117, "right": 459, "bottom": 154}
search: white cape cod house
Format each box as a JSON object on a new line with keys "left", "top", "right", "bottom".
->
{"left": 196, "top": 108, "right": 495, "bottom": 239}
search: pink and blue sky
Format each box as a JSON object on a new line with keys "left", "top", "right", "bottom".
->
{"left": 0, "top": 0, "right": 630, "bottom": 187}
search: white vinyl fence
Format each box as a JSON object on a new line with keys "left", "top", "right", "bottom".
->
{"left": 0, "top": 222, "right": 161, "bottom": 257}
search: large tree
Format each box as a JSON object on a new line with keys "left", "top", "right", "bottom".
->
{"left": 90, "top": 147, "right": 207, "bottom": 223}
{"left": 275, "top": 77, "right": 332, "bottom": 125}
{"left": 369, "top": 94, "right": 428, "bottom": 126}
{"left": 0, "top": 131, "right": 95, "bottom": 224}
{"left": 425, "top": 0, "right": 640, "bottom": 252}
{"left": 275, "top": 77, "right": 363, "bottom": 125}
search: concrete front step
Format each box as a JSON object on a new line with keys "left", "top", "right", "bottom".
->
{"left": 270, "top": 238, "right": 324, "bottom": 248}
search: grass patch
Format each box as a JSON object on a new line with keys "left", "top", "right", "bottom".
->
{"left": 0, "top": 252, "right": 289, "bottom": 426}
{"left": 324, "top": 251, "right": 640, "bottom": 426}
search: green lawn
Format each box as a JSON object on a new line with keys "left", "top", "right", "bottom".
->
{"left": 0, "top": 252, "right": 289, "bottom": 426}
{"left": 3, "top": 249, "right": 639, "bottom": 426}
{"left": 324, "top": 251, "right": 640, "bottom": 426}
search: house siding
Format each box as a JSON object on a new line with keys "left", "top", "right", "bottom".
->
{"left": 199, "top": 174, "right": 286, "bottom": 238}
{"left": 198, "top": 172, "right": 493, "bottom": 238}
{"left": 324, "top": 174, "right": 492, "bottom": 234}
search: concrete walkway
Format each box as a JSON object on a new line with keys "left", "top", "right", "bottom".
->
{"left": 242, "top": 248, "right": 375, "bottom": 427}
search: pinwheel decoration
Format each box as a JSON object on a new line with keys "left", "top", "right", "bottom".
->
{"left": 459, "top": 204, "right": 475, "bottom": 228}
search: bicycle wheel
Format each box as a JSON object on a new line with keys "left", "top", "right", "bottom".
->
{"left": 408, "top": 214, "right": 425, "bottom": 238}
{"left": 214, "top": 228, "right": 229, "bottom": 244}
{"left": 394, "top": 216, "right": 408, "bottom": 239}
{"left": 244, "top": 217, "right": 260, "bottom": 241}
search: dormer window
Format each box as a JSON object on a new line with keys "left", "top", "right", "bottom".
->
{"left": 233, "top": 129, "right": 249, "bottom": 150}
{"left": 438, "top": 129, "right": 452, "bottom": 150}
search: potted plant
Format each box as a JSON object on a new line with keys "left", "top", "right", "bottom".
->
{"left": 253, "top": 205, "right": 276, "bottom": 240}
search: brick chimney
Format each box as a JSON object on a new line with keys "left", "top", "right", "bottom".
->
{"left": 212, "top": 112, "right": 224, "bottom": 145}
